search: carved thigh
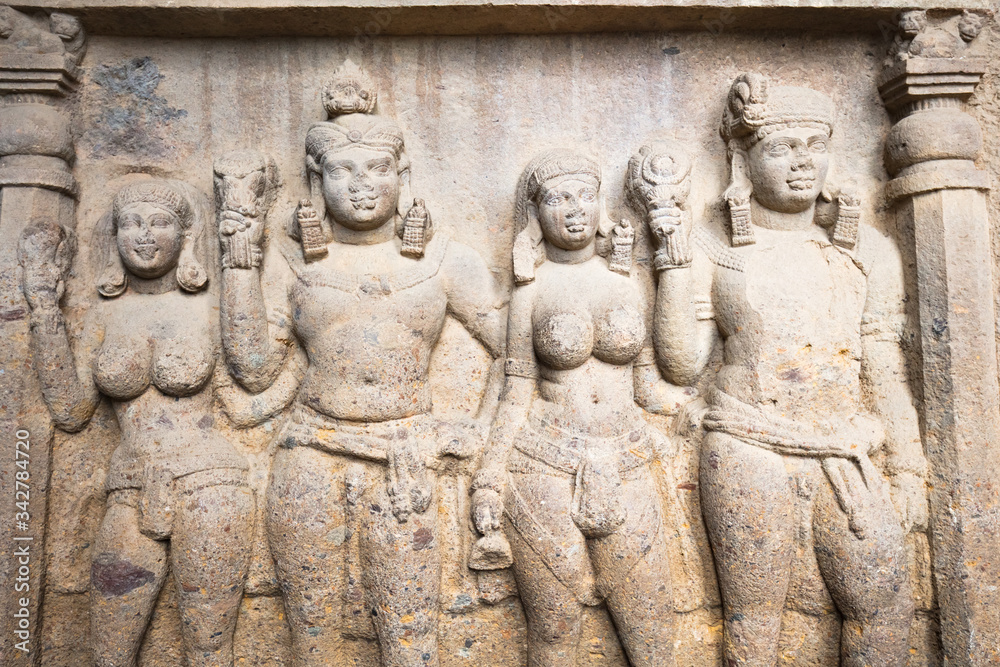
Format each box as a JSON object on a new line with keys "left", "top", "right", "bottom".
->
{"left": 90, "top": 494, "right": 169, "bottom": 667}
{"left": 171, "top": 481, "right": 255, "bottom": 654}
{"left": 812, "top": 469, "right": 912, "bottom": 622}
{"left": 266, "top": 447, "right": 348, "bottom": 646}
{"left": 590, "top": 468, "right": 676, "bottom": 667}
{"left": 358, "top": 467, "right": 442, "bottom": 667}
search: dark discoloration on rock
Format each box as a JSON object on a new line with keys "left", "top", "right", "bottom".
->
{"left": 412, "top": 527, "right": 434, "bottom": 550}
{"left": 86, "top": 56, "right": 187, "bottom": 158}
{"left": 91, "top": 553, "right": 155, "bottom": 597}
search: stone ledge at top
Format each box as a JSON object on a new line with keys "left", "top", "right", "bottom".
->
{"left": 4, "top": 0, "right": 995, "bottom": 37}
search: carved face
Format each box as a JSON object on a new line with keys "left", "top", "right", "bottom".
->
{"left": 535, "top": 175, "right": 601, "bottom": 251}
{"left": 115, "top": 202, "right": 184, "bottom": 279}
{"left": 323, "top": 82, "right": 374, "bottom": 115}
{"left": 746, "top": 127, "right": 830, "bottom": 214}
{"left": 321, "top": 146, "right": 401, "bottom": 231}
{"left": 899, "top": 10, "right": 926, "bottom": 37}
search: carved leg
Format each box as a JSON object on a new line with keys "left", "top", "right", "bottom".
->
{"left": 266, "top": 447, "right": 348, "bottom": 667}
{"left": 90, "top": 494, "right": 169, "bottom": 667}
{"left": 359, "top": 471, "right": 441, "bottom": 667}
{"left": 813, "top": 467, "right": 912, "bottom": 667}
{"left": 700, "top": 432, "right": 795, "bottom": 666}
{"left": 172, "top": 482, "right": 255, "bottom": 667}
{"left": 590, "top": 468, "right": 675, "bottom": 667}
{"left": 505, "top": 473, "right": 588, "bottom": 667}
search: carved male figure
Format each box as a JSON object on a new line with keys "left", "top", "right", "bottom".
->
{"left": 18, "top": 180, "right": 254, "bottom": 667}
{"left": 216, "top": 61, "right": 505, "bottom": 667}
{"left": 634, "top": 74, "right": 928, "bottom": 665}
{"left": 472, "top": 150, "right": 686, "bottom": 666}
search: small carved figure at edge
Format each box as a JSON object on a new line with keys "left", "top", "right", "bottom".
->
{"left": 637, "top": 72, "right": 928, "bottom": 665}
{"left": 471, "top": 149, "right": 688, "bottom": 666}
{"left": 18, "top": 179, "right": 254, "bottom": 667}
{"left": 215, "top": 60, "right": 506, "bottom": 667}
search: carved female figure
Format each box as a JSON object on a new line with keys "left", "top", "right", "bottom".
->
{"left": 635, "top": 73, "right": 928, "bottom": 665}
{"left": 216, "top": 61, "right": 505, "bottom": 667}
{"left": 471, "top": 150, "right": 681, "bottom": 667}
{"left": 18, "top": 179, "right": 253, "bottom": 667}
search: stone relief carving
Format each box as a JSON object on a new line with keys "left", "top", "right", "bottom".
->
{"left": 18, "top": 179, "right": 255, "bottom": 667}
{"left": 471, "top": 149, "right": 686, "bottom": 666}
{"left": 5, "top": 5, "right": 1000, "bottom": 663}
{"left": 216, "top": 60, "right": 506, "bottom": 666}
{"left": 627, "top": 73, "right": 928, "bottom": 666}
{"left": 888, "top": 9, "right": 985, "bottom": 65}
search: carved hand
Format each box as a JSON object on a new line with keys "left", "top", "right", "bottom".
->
{"left": 436, "top": 419, "right": 488, "bottom": 461}
{"left": 472, "top": 488, "right": 503, "bottom": 535}
{"left": 218, "top": 209, "right": 264, "bottom": 269}
{"left": 647, "top": 202, "right": 693, "bottom": 270}
{"left": 18, "top": 221, "right": 74, "bottom": 313}
{"left": 891, "top": 471, "right": 929, "bottom": 533}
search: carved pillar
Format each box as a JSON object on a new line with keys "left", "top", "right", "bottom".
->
{"left": 0, "top": 7, "right": 83, "bottom": 665}
{"left": 878, "top": 19, "right": 1000, "bottom": 663}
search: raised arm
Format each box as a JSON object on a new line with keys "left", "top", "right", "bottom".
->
{"left": 650, "top": 234, "right": 718, "bottom": 386}
{"left": 859, "top": 228, "right": 928, "bottom": 533}
{"left": 627, "top": 142, "right": 715, "bottom": 386}
{"left": 633, "top": 274, "right": 700, "bottom": 416}
{"left": 18, "top": 222, "right": 100, "bottom": 432}
{"left": 215, "top": 152, "right": 292, "bottom": 394}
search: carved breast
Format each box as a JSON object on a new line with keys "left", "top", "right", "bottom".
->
{"left": 94, "top": 334, "right": 153, "bottom": 400}
{"left": 93, "top": 293, "right": 217, "bottom": 400}
{"left": 152, "top": 336, "right": 215, "bottom": 397}
{"left": 532, "top": 265, "right": 645, "bottom": 371}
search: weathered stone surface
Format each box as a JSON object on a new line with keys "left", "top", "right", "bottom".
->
{"left": 0, "top": 2, "right": 999, "bottom": 666}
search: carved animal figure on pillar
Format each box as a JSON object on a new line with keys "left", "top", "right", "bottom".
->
{"left": 471, "top": 149, "right": 687, "bottom": 667}
{"left": 632, "top": 73, "right": 929, "bottom": 666}
{"left": 18, "top": 179, "right": 254, "bottom": 667}
{"left": 215, "top": 60, "right": 506, "bottom": 667}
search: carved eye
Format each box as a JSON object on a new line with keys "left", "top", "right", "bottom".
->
{"left": 544, "top": 194, "right": 565, "bottom": 206}
{"left": 327, "top": 165, "right": 351, "bottom": 178}
{"left": 768, "top": 142, "right": 791, "bottom": 157}
{"left": 371, "top": 163, "right": 391, "bottom": 176}
{"left": 148, "top": 215, "right": 174, "bottom": 228}
{"left": 118, "top": 214, "right": 141, "bottom": 230}
{"left": 809, "top": 140, "right": 828, "bottom": 154}
{"left": 579, "top": 189, "right": 597, "bottom": 203}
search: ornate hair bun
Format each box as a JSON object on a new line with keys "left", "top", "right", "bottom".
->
{"left": 306, "top": 61, "right": 408, "bottom": 173}
{"left": 721, "top": 72, "right": 834, "bottom": 148}
{"left": 322, "top": 59, "right": 378, "bottom": 118}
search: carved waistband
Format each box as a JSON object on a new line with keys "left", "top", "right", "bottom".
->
{"left": 281, "top": 404, "right": 438, "bottom": 465}
{"left": 702, "top": 386, "right": 884, "bottom": 460}
{"left": 510, "top": 417, "right": 651, "bottom": 477}
{"left": 702, "top": 387, "right": 887, "bottom": 539}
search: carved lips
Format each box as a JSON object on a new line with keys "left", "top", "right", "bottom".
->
{"left": 786, "top": 172, "right": 816, "bottom": 191}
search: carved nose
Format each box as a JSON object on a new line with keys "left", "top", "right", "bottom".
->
{"left": 350, "top": 173, "right": 374, "bottom": 192}
{"left": 791, "top": 155, "right": 813, "bottom": 170}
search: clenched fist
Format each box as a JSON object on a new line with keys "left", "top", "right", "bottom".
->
{"left": 18, "top": 221, "right": 75, "bottom": 313}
